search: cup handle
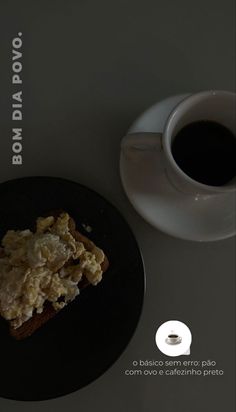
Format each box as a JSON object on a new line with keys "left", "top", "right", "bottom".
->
{"left": 121, "top": 132, "right": 163, "bottom": 158}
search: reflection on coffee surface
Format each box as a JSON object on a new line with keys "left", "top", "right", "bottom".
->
{"left": 172, "top": 121, "right": 236, "bottom": 186}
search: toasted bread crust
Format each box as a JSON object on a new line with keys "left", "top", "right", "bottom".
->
{"left": 6, "top": 214, "right": 109, "bottom": 340}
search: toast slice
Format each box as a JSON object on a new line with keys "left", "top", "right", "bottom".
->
{"left": 0, "top": 213, "right": 109, "bottom": 340}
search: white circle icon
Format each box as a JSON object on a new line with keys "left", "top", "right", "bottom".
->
{"left": 155, "top": 320, "right": 192, "bottom": 357}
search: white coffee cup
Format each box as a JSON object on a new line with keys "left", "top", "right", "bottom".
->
{"left": 121, "top": 90, "right": 236, "bottom": 196}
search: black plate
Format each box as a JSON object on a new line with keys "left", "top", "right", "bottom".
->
{"left": 0, "top": 177, "right": 145, "bottom": 401}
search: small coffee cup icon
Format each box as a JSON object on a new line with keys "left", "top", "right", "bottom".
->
{"left": 155, "top": 320, "right": 192, "bottom": 357}
{"left": 165, "top": 333, "right": 182, "bottom": 345}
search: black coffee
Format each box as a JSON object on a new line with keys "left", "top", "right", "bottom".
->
{"left": 172, "top": 121, "right": 236, "bottom": 186}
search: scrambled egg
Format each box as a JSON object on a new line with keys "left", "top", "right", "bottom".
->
{"left": 0, "top": 213, "right": 105, "bottom": 329}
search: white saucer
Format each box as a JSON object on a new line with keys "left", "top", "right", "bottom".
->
{"left": 120, "top": 94, "right": 236, "bottom": 241}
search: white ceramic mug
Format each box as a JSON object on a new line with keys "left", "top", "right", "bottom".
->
{"left": 121, "top": 90, "right": 236, "bottom": 195}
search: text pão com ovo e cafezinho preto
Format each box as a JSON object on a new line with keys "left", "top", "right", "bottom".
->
{"left": 124, "top": 359, "right": 224, "bottom": 377}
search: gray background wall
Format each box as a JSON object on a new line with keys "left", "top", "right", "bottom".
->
{"left": 0, "top": 1, "right": 235, "bottom": 411}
